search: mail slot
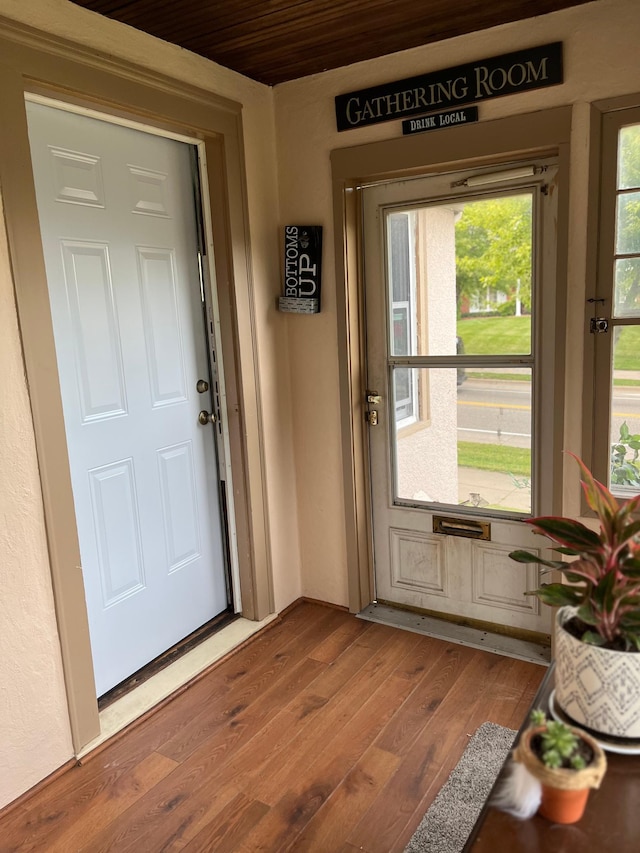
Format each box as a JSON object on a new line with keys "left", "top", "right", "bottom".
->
{"left": 433, "top": 515, "right": 491, "bottom": 540}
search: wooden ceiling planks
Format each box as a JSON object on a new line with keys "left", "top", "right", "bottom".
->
{"left": 71, "top": 0, "right": 594, "bottom": 85}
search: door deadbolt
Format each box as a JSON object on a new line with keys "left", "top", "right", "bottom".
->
{"left": 196, "top": 379, "right": 209, "bottom": 393}
{"left": 366, "top": 391, "right": 382, "bottom": 404}
{"left": 198, "top": 410, "right": 217, "bottom": 425}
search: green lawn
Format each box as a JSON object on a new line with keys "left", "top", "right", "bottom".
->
{"left": 466, "top": 371, "right": 530, "bottom": 382}
{"left": 457, "top": 315, "right": 531, "bottom": 355}
{"left": 614, "top": 327, "right": 640, "bottom": 371}
{"left": 457, "top": 315, "right": 640, "bottom": 374}
{"left": 615, "top": 378, "right": 640, "bottom": 386}
{"left": 457, "top": 441, "right": 531, "bottom": 476}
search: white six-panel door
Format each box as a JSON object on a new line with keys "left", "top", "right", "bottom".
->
{"left": 26, "top": 101, "right": 229, "bottom": 695}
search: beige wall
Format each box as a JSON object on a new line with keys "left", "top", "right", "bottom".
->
{"left": 0, "top": 189, "right": 74, "bottom": 806}
{"left": 0, "top": 0, "right": 301, "bottom": 809}
{"left": 2, "top": 0, "right": 640, "bottom": 813}
{"left": 274, "top": 0, "right": 640, "bottom": 606}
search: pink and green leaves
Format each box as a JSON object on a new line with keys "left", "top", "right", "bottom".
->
{"left": 510, "top": 455, "right": 640, "bottom": 649}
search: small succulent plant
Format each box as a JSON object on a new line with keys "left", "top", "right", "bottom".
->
{"left": 529, "top": 709, "right": 587, "bottom": 770}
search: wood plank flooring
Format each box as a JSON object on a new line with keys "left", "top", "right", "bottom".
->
{"left": 1, "top": 602, "right": 544, "bottom": 852}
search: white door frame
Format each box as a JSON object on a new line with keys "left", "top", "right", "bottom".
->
{"left": 0, "top": 21, "right": 273, "bottom": 751}
{"left": 331, "top": 106, "right": 572, "bottom": 613}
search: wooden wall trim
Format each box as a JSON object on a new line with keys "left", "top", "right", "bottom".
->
{"left": 0, "top": 20, "right": 271, "bottom": 752}
{"left": 0, "top": 15, "right": 242, "bottom": 115}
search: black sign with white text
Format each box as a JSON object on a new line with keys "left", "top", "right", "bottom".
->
{"left": 335, "top": 43, "right": 562, "bottom": 131}
{"left": 279, "top": 225, "right": 322, "bottom": 314}
{"left": 402, "top": 106, "right": 478, "bottom": 136}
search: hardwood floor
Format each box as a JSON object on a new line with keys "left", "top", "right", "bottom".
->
{"left": 1, "top": 602, "right": 543, "bottom": 852}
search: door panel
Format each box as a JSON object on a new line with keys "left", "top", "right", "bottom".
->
{"left": 61, "top": 241, "right": 127, "bottom": 419}
{"left": 364, "top": 161, "right": 560, "bottom": 636}
{"left": 377, "top": 508, "right": 545, "bottom": 632}
{"left": 27, "top": 101, "right": 229, "bottom": 695}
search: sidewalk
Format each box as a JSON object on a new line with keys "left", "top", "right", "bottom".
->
{"left": 614, "top": 370, "right": 640, "bottom": 381}
{"left": 457, "top": 466, "right": 531, "bottom": 513}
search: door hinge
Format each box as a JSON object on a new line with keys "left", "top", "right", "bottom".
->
{"left": 365, "top": 390, "right": 380, "bottom": 425}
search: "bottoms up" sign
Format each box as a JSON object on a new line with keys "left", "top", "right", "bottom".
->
{"left": 279, "top": 225, "right": 323, "bottom": 314}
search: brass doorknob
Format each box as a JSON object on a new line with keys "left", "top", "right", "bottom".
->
{"left": 198, "top": 410, "right": 216, "bottom": 425}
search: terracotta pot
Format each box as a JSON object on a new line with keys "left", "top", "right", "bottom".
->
{"left": 539, "top": 784, "right": 590, "bottom": 824}
{"left": 555, "top": 606, "right": 640, "bottom": 739}
{"left": 513, "top": 725, "right": 607, "bottom": 825}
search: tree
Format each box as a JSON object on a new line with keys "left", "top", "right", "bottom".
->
{"left": 455, "top": 194, "right": 532, "bottom": 315}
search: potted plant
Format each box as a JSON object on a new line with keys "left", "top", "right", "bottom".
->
{"left": 510, "top": 453, "right": 640, "bottom": 738}
{"left": 511, "top": 709, "right": 607, "bottom": 824}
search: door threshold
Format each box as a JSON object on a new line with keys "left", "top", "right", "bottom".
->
{"left": 98, "top": 609, "right": 238, "bottom": 710}
{"left": 357, "top": 602, "right": 551, "bottom": 666}
{"left": 77, "top": 612, "right": 277, "bottom": 759}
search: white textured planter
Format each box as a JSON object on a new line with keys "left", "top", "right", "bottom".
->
{"left": 555, "top": 606, "right": 640, "bottom": 739}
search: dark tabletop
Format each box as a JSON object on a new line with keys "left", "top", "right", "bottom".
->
{"left": 464, "top": 663, "right": 640, "bottom": 852}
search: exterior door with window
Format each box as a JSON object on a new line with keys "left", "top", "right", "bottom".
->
{"left": 26, "top": 100, "right": 230, "bottom": 696}
{"left": 364, "top": 159, "right": 562, "bottom": 637}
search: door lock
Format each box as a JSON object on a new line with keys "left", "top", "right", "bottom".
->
{"left": 198, "top": 410, "right": 217, "bottom": 425}
{"left": 366, "top": 410, "right": 379, "bottom": 426}
{"left": 366, "top": 391, "right": 382, "bottom": 404}
{"left": 587, "top": 298, "right": 608, "bottom": 333}
{"left": 196, "top": 379, "right": 209, "bottom": 393}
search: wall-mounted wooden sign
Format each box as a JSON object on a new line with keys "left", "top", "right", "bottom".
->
{"left": 278, "top": 225, "right": 322, "bottom": 314}
{"left": 402, "top": 106, "right": 478, "bottom": 136}
{"left": 335, "top": 42, "right": 562, "bottom": 132}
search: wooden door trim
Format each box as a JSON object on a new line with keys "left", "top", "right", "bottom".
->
{"left": 0, "top": 20, "right": 272, "bottom": 751}
{"left": 331, "top": 106, "right": 572, "bottom": 613}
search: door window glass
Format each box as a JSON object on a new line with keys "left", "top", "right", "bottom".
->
{"left": 393, "top": 367, "right": 532, "bottom": 512}
{"left": 388, "top": 213, "right": 419, "bottom": 424}
{"left": 386, "top": 191, "right": 535, "bottom": 514}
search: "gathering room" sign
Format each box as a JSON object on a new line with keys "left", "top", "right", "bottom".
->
{"left": 335, "top": 43, "right": 563, "bottom": 132}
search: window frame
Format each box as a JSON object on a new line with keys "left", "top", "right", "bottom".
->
{"left": 588, "top": 100, "right": 640, "bottom": 493}
{"left": 388, "top": 211, "right": 420, "bottom": 428}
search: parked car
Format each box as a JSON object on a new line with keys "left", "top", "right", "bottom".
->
{"left": 456, "top": 336, "right": 467, "bottom": 386}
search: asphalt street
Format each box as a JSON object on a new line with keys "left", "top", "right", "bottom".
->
{"left": 456, "top": 378, "right": 640, "bottom": 448}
